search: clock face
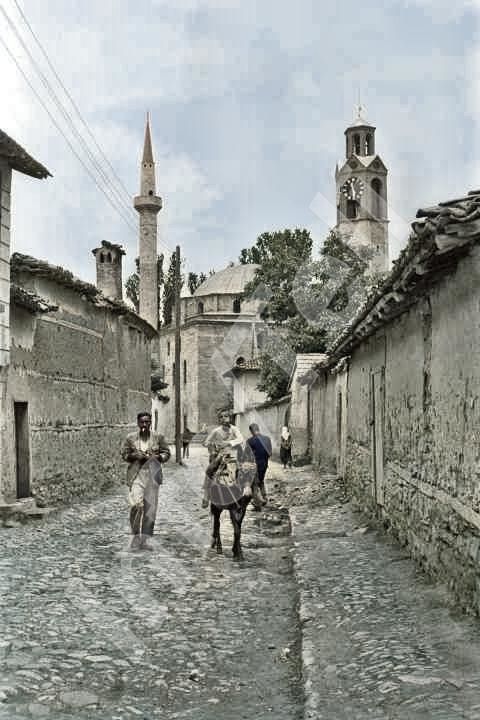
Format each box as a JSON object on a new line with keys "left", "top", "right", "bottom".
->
{"left": 340, "top": 176, "right": 365, "bottom": 201}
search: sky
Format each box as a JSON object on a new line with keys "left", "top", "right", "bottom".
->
{"left": 0, "top": 0, "right": 478, "bottom": 285}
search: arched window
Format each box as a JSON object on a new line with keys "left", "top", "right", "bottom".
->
{"left": 236, "top": 356, "right": 246, "bottom": 366}
{"left": 107, "top": 252, "right": 112, "bottom": 263}
{"left": 233, "top": 298, "right": 241, "bottom": 313}
{"left": 197, "top": 301, "right": 204, "bottom": 314}
{"left": 365, "top": 134, "right": 372, "bottom": 155}
{"left": 346, "top": 199, "right": 358, "bottom": 219}
{"left": 353, "top": 134, "right": 361, "bottom": 155}
{"left": 371, "top": 178, "right": 382, "bottom": 218}
{"left": 100, "top": 253, "right": 105, "bottom": 264}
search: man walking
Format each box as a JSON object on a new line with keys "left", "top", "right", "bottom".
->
{"left": 122, "top": 412, "right": 171, "bottom": 551}
{"left": 247, "top": 423, "right": 272, "bottom": 509}
{"left": 181, "top": 426, "right": 194, "bottom": 459}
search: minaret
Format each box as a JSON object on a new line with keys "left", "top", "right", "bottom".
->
{"left": 134, "top": 114, "right": 162, "bottom": 328}
{"left": 335, "top": 105, "right": 389, "bottom": 273}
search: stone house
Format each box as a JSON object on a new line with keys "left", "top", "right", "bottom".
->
{"left": 0, "top": 128, "right": 157, "bottom": 507}
{"left": 3, "top": 253, "right": 156, "bottom": 506}
{"left": 310, "top": 188, "right": 480, "bottom": 613}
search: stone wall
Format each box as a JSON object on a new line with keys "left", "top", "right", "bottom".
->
{"left": 0, "top": 161, "right": 11, "bottom": 501}
{"left": 311, "top": 244, "right": 480, "bottom": 613}
{"left": 157, "top": 318, "right": 259, "bottom": 440}
{"left": 3, "top": 275, "right": 152, "bottom": 505}
{"left": 0, "top": 160, "right": 12, "bottom": 366}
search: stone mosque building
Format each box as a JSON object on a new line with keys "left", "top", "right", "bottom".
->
{"left": 153, "top": 264, "right": 266, "bottom": 437}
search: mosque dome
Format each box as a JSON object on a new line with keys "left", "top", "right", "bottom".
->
{"left": 193, "top": 263, "right": 260, "bottom": 297}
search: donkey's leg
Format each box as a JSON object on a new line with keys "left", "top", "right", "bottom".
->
{"left": 211, "top": 504, "right": 223, "bottom": 554}
{"left": 230, "top": 501, "right": 248, "bottom": 561}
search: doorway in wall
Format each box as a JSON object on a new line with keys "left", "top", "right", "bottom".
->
{"left": 14, "top": 401, "right": 30, "bottom": 499}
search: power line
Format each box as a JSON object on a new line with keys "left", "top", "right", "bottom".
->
{"left": 0, "top": 2, "right": 175, "bottom": 259}
{"left": 0, "top": 4, "right": 136, "bottom": 224}
{"left": 10, "top": 0, "right": 175, "bottom": 259}
{"left": 0, "top": 29, "right": 138, "bottom": 234}
{"left": 13, "top": 0, "right": 134, "bottom": 204}
{"left": 12, "top": 0, "right": 136, "bottom": 207}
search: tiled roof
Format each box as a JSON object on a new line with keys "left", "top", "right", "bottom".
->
{"left": 315, "top": 188, "right": 480, "bottom": 372}
{"left": 11, "top": 284, "right": 58, "bottom": 314}
{"left": 0, "top": 129, "right": 51, "bottom": 179}
{"left": 230, "top": 357, "right": 261, "bottom": 373}
{"left": 11, "top": 253, "right": 157, "bottom": 337}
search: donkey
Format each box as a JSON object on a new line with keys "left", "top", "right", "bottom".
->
{"left": 206, "top": 442, "right": 257, "bottom": 561}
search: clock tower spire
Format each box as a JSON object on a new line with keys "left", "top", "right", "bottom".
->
{"left": 335, "top": 105, "right": 389, "bottom": 273}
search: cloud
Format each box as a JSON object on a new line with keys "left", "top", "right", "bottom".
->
{"left": 401, "top": 0, "right": 478, "bottom": 22}
{"left": 1, "top": 0, "right": 478, "bottom": 283}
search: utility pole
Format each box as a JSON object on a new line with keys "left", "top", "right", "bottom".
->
{"left": 174, "top": 245, "right": 182, "bottom": 464}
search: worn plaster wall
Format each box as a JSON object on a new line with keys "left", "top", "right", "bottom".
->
{"left": 0, "top": 160, "right": 11, "bottom": 367}
{"left": 232, "top": 370, "right": 266, "bottom": 415}
{"left": 3, "top": 276, "right": 151, "bottom": 505}
{"left": 235, "top": 396, "right": 290, "bottom": 459}
{"left": 0, "top": 161, "right": 11, "bottom": 501}
{"left": 289, "top": 375, "right": 312, "bottom": 459}
{"left": 318, "top": 246, "right": 480, "bottom": 612}
{"left": 311, "top": 372, "right": 337, "bottom": 471}
{"left": 155, "top": 325, "right": 199, "bottom": 439}
{"left": 197, "top": 321, "right": 254, "bottom": 428}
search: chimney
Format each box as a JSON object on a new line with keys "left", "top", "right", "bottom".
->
{"left": 91, "top": 240, "right": 125, "bottom": 301}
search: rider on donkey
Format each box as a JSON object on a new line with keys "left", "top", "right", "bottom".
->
{"left": 202, "top": 410, "right": 257, "bottom": 560}
{"left": 202, "top": 409, "right": 248, "bottom": 507}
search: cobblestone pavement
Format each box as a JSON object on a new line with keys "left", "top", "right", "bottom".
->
{"left": 288, "top": 466, "right": 480, "bottom": 720}
{"left": 0, "top": 447, "right": 303, "bottom": 720}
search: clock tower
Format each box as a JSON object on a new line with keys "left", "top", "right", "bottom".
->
{"left": 335, "top": 106, "right": 389, "bottom": 273}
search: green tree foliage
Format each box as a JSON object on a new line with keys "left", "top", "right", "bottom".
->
{"left": 162, "top": 252, "right": 177, "bottom": 326}
{"left": 125, "top": 258, "right": 140, "bottom": 313}
{"left": 240, "top": 228, "right": 313, "bottom": 321}
{"left": 187, "top": 271, "right": 207, "bottom": 295}
{"left": 125, "top": 255, "right": 164, "bottom": 323}
{"left": 242, "top": 227, "right": 372, "bottom": 400}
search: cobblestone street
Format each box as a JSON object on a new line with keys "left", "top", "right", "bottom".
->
{"left": 289, "top": 468, "right": 480, "bottom": 720}
{"left": 3, "top": 451, "right": 480, "bottom": 720}
{"left": 0, "top": 447, "right": 302, "bottom": 720}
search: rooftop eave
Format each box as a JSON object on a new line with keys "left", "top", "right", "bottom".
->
{"left": 0, "top": 129, "right": 51, "bottom": 179}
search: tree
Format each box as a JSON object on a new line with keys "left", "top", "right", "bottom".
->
{"left": 125, "top": 254, "right": 164, "bottom": 322}
{"left": 125, "top": 258, "right": 140, "bottom": 313}
{"left": 187, "top": 271, "right": 207, "bottom": 295}
{"left": 241, "top": 227, "right": 372, "bottom": 400}
{"left": 240, "top": 228, "right": 313, "bottom": 321}
{"left": 162, "top": 252, "right": 187, "bottom": 326}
